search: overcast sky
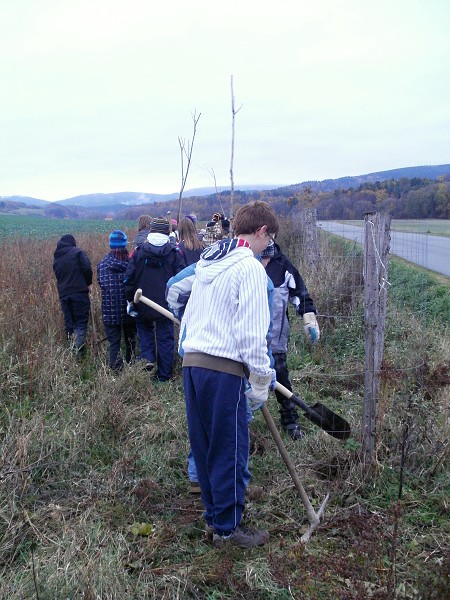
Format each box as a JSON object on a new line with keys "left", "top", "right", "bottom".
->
{"left": 1, "top": 0, "right": 449, "bottom": 201}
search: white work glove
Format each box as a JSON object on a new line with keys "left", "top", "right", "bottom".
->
{"left": 269, "top": 370, "right": 277, "bottom": 391}
{"left": 245, "top": 370, "right": 275, "bottom": 412}
{"left": 303, "top": 312, "right": 320, "bottom": 343}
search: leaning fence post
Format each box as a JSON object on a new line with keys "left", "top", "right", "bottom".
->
{"left": 362, "top": 211, "right": 391, "bottom": 475}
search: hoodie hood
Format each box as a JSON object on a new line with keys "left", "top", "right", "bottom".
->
{"left": 147, "top": 232, "right": 170, "bottom": 246}
{"left": 195, "top": 238, "right": 253, "bottom": 284}
{"left": 60, "top": 234, "right": 76, "bottom": 247}
{"left": 141, "top": 236, "right": 175, "bottom": 267}
{"left": 54, "top": 235, "right": 77, "bottom": 259}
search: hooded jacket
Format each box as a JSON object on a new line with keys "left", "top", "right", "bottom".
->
{"left": 264, "top": 243, "right": 316, "bottom": 353}
{"left": 53, "top": 236, "right": 93, "bottom": 299}
{"left": 97, "top": 251, "right": 132, "bottom": 325}
{"left": 132, "top": 229, "right": 150, "bottom": 249}
{"left": 179, "top": 238, "right": 272, "bottom": 376}
{"left": 124, "top": 233, "right": 185, "bottom": 321}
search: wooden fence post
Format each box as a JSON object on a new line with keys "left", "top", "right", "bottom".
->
{"left": 302, "top": 208, "right": 319, "bottom": 270}
{"left": 362, "top": 211, "right": 391, "bottom": 475}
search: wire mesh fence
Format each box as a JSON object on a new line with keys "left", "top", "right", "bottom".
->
{"left": 276, "top": 210, "right": 447, "bottom": 480}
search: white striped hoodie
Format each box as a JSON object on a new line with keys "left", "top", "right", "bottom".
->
{"left": 181, "top": 240, "right": 271, "bottom": 376}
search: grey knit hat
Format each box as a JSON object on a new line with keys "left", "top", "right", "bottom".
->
{"left": 149, "top": 217, "right": 170, "bottom": 235}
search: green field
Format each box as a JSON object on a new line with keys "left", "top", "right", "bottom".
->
{"left": 0, "top": 215, "right": 137, "bottom": 239}
{"left": 340, "top": 219, "right": 450, "bottom": 237}
{"left": 3, "top": 215, "right": 450, "bottom": 239}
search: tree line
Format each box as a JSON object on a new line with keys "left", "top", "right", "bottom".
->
{"left": 119, "top": 175, "right": 450, "bottom": 222}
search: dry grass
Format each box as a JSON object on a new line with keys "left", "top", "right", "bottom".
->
{"left": 0, "top": 229, "right": 448, "bottom": 598}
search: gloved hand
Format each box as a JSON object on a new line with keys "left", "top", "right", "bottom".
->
{"left": 245, "top": 370, "right": 274, "bottom": 411}
{"left": 303, "top": 312, "right": 320, "bottom": 343}
{"left": 127, "top": 301, "right": 138, "bottom": 318}
{"left": 269, "top": 370, "right": 277, "bottom": 391}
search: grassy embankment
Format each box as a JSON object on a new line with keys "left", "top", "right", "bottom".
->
{"left": 0, "top": 217, "right": 448, "bottom": 598}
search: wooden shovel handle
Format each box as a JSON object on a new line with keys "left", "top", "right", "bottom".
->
{"left": 275, "top": 381, "right": 293, "bottom": 398}
{"left": 261, "top": 405, "right": 320, "bottom": 527}
{"left": 133, "top": 289, "right": 180, "bottom": 324}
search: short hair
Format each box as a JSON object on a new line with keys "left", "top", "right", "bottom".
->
{"left": 233, "top": 201, "right": 279, "bottom": 237}
{"left": 178, "top": 217, "right": 203, "bottom": 251}
{"left": 137, "top": 215, "right": 152, "bottom": 231}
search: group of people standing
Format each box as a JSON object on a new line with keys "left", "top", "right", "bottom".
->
{"left": 52, "top": 213, "right": 206, "bottom": 380}
{"left": 52, "top": 201, "right": 320, "bottom": 548}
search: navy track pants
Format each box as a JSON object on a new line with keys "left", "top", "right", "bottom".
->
{"left": 183, "top": 366, "right": 248, "bottom": 534}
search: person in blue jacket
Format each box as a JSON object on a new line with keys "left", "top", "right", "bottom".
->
{"left": 125, "top": 217, "right": 185, "bottom": 382}
{"left": 53, "top": 234, "right": 92, "bottom": 357}
{"left": 97, "top": 230, "right": 136, "bottom": 371}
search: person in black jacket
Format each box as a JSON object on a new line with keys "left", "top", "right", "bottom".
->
{"left": 97, "top": 230, "right": 136, "bottom": 371}
{"left": 261, "top": 240, "right": 320, "bottom": 439}
{"left": 132, "top": 215, "right": 152, "bottom": 250}
{"left": 53, "top": 234, "right": 93, "bottom": 357}
{"left": 125, "top": 217, "right": 185, "bottom": 382}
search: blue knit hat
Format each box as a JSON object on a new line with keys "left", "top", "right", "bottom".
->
{"left": 109, "top": 230, "right": 128, "bottom": 249}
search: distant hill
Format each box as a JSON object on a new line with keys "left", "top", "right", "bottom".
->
{"left": 1, "top": 164, "right": 448, "bottom": 217}
{"left": 0, "top": 195, "right": 48, "bottom": 208}
{"left": 54, "top": 185, "right": 276, "bottom": 209}
{"left": 277, "top": 164, "right": 450, "bottom": 194}
{"left": 56, "top": 191, "right": 177, "bottom": 208}
{"left": 0, "top": 185, "right": 283, "bottom": 209}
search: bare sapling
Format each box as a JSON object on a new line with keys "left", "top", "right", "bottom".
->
{"left": 229, "top": 75, "right": 242, "bottom": 230}
{"left": 206, "top": 166, "right": 225, "bottom": 217}
{"left": 176, "top": 110, "right": 201, "bottom": 223}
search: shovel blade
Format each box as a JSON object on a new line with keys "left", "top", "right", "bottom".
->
{"left": 308, "top": 403, "right": 351, "bottom": 440}
{"left": 276, "top": 383, "right": 351, "bottom": 440}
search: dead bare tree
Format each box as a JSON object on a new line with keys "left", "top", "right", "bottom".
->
{"left": 177, "top": 110, "right": 201, "bottom": 223}
{"left": 229, "top": 75, "right": 242, "bottom": 228}
{"left": 206, "top": 166, "right": 224, "bottom": 216}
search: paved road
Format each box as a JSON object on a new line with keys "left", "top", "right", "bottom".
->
{"left": 318, "top": 221, "right": 450, "bottom": 277}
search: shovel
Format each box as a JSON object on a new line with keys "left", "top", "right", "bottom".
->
{"left": 134, "top": 289, "right": 350, "bottom": 437}
{"left": 133, "top": 290, "right": 331, "bottom": 540}
{"left": 261, "top": 404, "right": 329, "bottom": 542}
{"left": 134, "top": 289, "right": 177, "bottom": 321}
{"left": 275, "top": 382, "right": 351, "bottom": 440}
{"left": 133, "top": 289, "right": 351, "bottom": 439}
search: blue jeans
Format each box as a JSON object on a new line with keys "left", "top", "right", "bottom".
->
{"left": 183, "top": 366, "right": 249, "bottom": 534}
{"left": 103, "top": 322, "right": 136, "bottom": 370}
{"left": 60, "top": 292, "right": 90, "bottom": 350}
{"left": 136, "top": 318, "right": 174, "bottom": 381}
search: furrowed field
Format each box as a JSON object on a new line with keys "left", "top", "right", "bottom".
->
{"left": 0, "top": 216, "right": 448, "bottom": 599}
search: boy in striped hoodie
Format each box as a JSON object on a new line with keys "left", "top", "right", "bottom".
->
{"left": 179, "top": 201, "right": 278, "bottom": 548}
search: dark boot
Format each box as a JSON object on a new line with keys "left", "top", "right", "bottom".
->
{"left": 277, "top": 396, "right": 303, "bottom": 440}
